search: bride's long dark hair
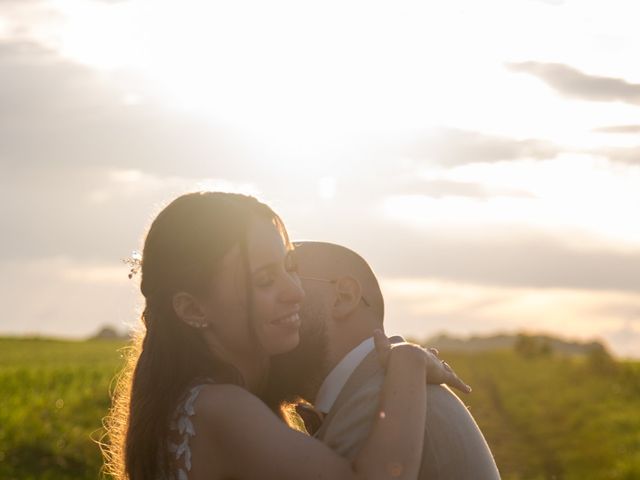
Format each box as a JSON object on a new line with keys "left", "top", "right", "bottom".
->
{"left": 101, "top": 191, "right": 291, "bottom": 480}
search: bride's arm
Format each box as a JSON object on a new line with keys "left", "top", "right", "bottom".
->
{"left": 351, "top": 339, "right": 427, "bottom": 479}
{"left": 191, "top": 339, "right": 427, "bottom": 480}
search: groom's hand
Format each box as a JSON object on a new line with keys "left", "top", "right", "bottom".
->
{"left": 424, "top": 347, "right": 472, "bottom": 394}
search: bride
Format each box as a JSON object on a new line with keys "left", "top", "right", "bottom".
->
{"left": 103, "top": 191, "right": 438, "bottom": 480}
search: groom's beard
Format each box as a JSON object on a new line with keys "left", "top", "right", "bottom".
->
{"left": 265, "top": 303, "right": 330, "bottom": 406}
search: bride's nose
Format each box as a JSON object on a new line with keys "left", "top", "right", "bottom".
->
{"left": 279, "top": 273, "right": 305, "bottom": 304}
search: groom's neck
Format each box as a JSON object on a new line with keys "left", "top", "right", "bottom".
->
{"left": 310, "top": 330, "right": 374, "bottom": 399}
{"left": 326, "top": 315, "right": 379, "bottom": 368}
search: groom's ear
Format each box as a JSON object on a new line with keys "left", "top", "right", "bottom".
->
{"left": 331, "top": 276, "right": 363, "bottom": 320}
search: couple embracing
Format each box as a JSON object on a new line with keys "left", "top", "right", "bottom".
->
{"left": 103, "top": 191, "right": 500, "bottom": 480}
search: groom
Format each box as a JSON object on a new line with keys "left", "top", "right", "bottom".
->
{"left": 268, "top": 241, "right": 501, "bottom": 479}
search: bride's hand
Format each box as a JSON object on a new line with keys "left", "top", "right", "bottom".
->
{"left": 374, "top": 330, "right": 472, "bottom": 394}
{"left": 423, "top": 346, "right": 472, "bottom": 394}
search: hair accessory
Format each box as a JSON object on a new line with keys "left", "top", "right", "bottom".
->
{"left": 122, "top": 250, "right": 142, "bottom": 279}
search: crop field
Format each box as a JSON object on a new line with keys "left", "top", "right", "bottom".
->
{"left": 0, "top": 337, "right": 638, "bottom": 479}
{"left": 443, "top": 349, "right": 640, "bottom": 480}
{"left": 0, "top": 338, "right": 125, "bottom": 480}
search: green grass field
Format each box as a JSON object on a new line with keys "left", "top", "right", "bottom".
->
{"left": 0, "top": 338, "right": 125, "bottom": 480}
{"left": 0, "top": 337, "right": 638, "bottom": 479}
{"left": 444, "top": 349, "right": 640, "bottom": 480}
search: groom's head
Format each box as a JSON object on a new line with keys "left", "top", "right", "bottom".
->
{"left": 295, "top": 241, "right": 384, "bottom": 347}
{"left": 267, "top": 242, "right": 385, "bottom": 402}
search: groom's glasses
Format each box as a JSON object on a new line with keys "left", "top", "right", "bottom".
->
{"left": 297, "top": 276, "right": 371, "bottom": 307}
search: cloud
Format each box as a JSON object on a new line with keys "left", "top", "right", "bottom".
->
{"left": 395, "top": 125, "right": 640, "bottom": 168}
{"left": 0, "top": 40, "right": 256, "bottom": 177}
{"left": 381, "top": 277, "right": 640, "bottom": 358}
{"left": 86, "top": 169, "right": 259, "bottom": 205}
{"left": 343, "top": 224, "right": 640, "bottom": 293}
{"left": 528, "top": 0, "right": 564, "bottom": 4}
{"left": 406, "top": 128, "right": 562, "bottom": 166}
{"left": 0, "top": 256, "right": 140, "bottom": 338}
{"left": 593, "top": 125, "right": 640, "bottom": 134}
{"left": 396, "top": 179, "right": 535, "bottom": 200}
{"left": 506, "top": 61, "right": 640, "bottom": 105}
{"left": 593, "top": 146, "right": 640, "bottom": 165}
{"left": 0, "top": 163, "right": 259, "bottom": 262}
{"left": 603, "top": 321, "right": 640, "bottom": 358}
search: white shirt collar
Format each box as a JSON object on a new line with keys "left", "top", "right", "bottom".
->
{"left": 314, "top": 337, "right": 374, "bottom": 414}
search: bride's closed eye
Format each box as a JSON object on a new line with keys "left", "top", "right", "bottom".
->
{"left": 254, "top": 271, "right": 275, "bottom": 287}
{"left": 253, "top": 252, "right": 298, "bottom": 287}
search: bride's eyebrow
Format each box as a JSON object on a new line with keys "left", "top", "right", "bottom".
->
{"left": 251, "top": 262, "right": 279, "bottom": 276}
{"left": 251, "top": 250, "right": 291, "bottom": 275}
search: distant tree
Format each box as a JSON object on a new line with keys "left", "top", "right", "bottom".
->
{"left": 91, "top": 325, "right": 126, "bottom": 340}
{"left": 586, "top": 343, "right": 617, "bottom": 374}
{"left": 538, "top": 338, "right": 552, "bottom": 356}
{"left": 514, "top": 334, "right": 536, "bottom": 357}
{"left": 514, "top": 334, "right": 552, "bottom": 358}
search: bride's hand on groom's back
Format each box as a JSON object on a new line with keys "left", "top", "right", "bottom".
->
{"left": 423, "top": 346, "right": 472, "bottom": 394}
{"left": 374, "top": 330, "right": 472, "bottom": 395}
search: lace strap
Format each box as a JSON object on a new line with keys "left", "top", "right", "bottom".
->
{"left": 167, "top": 382, "right": 210, "bottom": 480}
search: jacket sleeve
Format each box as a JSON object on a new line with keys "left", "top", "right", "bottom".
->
{"left": 316, "top": 372, "right": 385, "bottom": 460}
{"left": 319, "top": 376, "right": 501, "bottom": 479}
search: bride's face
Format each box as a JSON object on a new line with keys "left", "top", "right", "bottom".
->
{"left": 204, "top": 217, "right": 305, "bottom": 357}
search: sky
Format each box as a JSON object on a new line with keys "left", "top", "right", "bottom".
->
{"left": 1, "top": 0, "right": 639, "bottom": 358}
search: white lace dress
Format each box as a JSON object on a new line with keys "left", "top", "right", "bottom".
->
{"left": 161, "top": 380, "right": 214, "bottom": 480}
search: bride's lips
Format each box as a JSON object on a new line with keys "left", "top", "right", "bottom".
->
{"left": 271, "top": 312, "right": 301, "bottom": 328}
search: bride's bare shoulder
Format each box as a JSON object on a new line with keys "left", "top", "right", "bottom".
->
{"left": 194, "top": 384, "right": 272, "bottom": 425}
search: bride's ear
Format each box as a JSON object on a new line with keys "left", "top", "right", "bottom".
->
{"left": 172, "top": 292, "right": 210, "bottom": 329}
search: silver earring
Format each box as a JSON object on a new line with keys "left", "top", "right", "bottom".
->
{"left": 188, "top": 321, "right": 209, "bottom": 329}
